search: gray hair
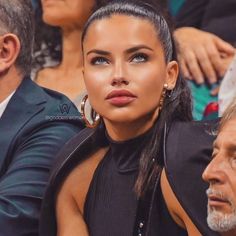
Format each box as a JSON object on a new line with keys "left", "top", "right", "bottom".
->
{"left": 0, "top": 0, "right": 34, "bottom": 76}
{"left": 219, "top": 98, "right": 236, "bottom": 131}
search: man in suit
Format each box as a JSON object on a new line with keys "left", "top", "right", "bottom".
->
{"left": 0, "top": 0, "right": 83, "bottom": 235}
{"left": 203, "top": 100, "right": 236, "bottom": 236}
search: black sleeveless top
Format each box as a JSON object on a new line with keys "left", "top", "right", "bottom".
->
{"left": 84, "top": 129, "right": 187, "bottom": 236}
{"left": 39, "top": 120, "right": 219, "bottom": 236}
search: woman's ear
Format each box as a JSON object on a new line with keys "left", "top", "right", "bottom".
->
{"left": 0, "top": 33, "right": 21, "bottom": 73}
{"left": 165, "top": 60, "right": 179, "bottom": 90}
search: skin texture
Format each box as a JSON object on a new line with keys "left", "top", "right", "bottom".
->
{"left": 174, "top": 27, "right": 235, "bottom": 85}
{"left": 36, "top": 0, "right": 95, "bottom": 101}
{"left": 83, "top": 15, "right": 178, "bottom": 141}
{"left": 56, "top": 14, "right": 200, "bottom": 236}
{"left": 203, "top": 117, "right": 236, "bottom": 236}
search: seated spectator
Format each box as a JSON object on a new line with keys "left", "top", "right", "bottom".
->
{"left": 0, "top": 0, "right": 83, "bottom": 235}
{"left": 39, "top": 2, "right": 218, "bottom": 235}
{"left": 33, "top": 0, "right": 94, "bottom": 108}
{"left": 173, "top": 0, "right": 236, "bottom": 120}
{"left": 203, "top": 100, "right": 236, "bottom": 235}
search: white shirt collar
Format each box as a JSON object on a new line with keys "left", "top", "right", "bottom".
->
{"left": 0, "top": 91, "right": 15, "bottom": 118}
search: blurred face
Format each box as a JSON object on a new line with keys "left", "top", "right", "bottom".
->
{"left": 41, "top": 0, "right": 95, "bottom": 28}
{"left": 83, "top": 15, "right": 178, "bottom": 132}
{"left": 202, "top": 118, "right": 236, "bottom": 235}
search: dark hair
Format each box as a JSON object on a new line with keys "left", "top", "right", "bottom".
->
{"left": 0, "top": 0, "right": 34, "bottom": 76}
{"left": 82, "top": 0, "right": 172, "bottom": 62}
{"left": 82, "top": 0, "right": 192, "bottom": 197}
{"left": 33, "top": 0, "right": 168, "bottom": 71}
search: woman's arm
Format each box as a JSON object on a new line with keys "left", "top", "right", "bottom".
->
{"left": 161, "top": 169, "right": 202, "bottom": 236}
{"left": 55, "top": 147, "right": 108, "bottom": 236}
{"left": 56, "top": 183, "right": 89, "bottom": 236}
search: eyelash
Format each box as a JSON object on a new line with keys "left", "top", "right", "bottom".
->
{"left": 90, "top": 53, "right": 149, "bottom": 65}
{"left": 90, "top": 57, "right": 109, "bottom": 65}
{"left": 130, "top": 53, "right": 149, "bottom": 63}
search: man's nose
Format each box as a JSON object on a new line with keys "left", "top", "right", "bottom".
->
{"left": 202, "top": 155, "right": 226, "bottom": 185}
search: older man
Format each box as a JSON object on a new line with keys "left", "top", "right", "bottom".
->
{"left": 203, "top": 101, "right": 236, "bottom": 236}
{"left": 0, "top": 0, "right": 83, "bottom": 235}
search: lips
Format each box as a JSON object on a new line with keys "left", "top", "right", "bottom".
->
{"left": 106, "top": 89, "right": 137, "bottom": 106}
{"left": 207, "top": 194, "right": 231, "bottom": 208}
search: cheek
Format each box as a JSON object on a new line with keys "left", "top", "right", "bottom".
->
{"left": 84, "top": 70, "right": 107, "bottom": 110}
{"left": 133, "top": 68, "right": 166, "bottom": 104}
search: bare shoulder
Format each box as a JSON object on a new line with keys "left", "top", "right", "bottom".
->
{"left": 160, "top": 169, "right": 202, "bottom": 236}
{"left": 57, "top": 147, "right": 108, "bottom": 214}
{"left": 55, "top": 147, "right": 108, "bottom": 236}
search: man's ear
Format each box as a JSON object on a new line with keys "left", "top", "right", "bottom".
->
{"left": 0, "top": 33, "right": 21, "bottom": 73}
{"left": 165, "top": 61, "right": 179, "bottom": 90}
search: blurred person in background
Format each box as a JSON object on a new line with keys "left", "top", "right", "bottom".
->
{"left": 173, "top": 0, "right": 236, "bottom": 120}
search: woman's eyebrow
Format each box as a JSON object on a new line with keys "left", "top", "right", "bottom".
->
{"left": 125, "top": 45, "right": 153, "bottom": 54}
{"left": 87, "top": 49, "right": 110, "bottom": 56}
{"left": 86, "top": 45, "right": 154, "bottom": 56}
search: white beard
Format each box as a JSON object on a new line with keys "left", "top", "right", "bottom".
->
{"left": 207, "top": 206, "right": 236, "bottom": 232}
{"left": 207, "top": 189, "right": 236, "bottom": 233}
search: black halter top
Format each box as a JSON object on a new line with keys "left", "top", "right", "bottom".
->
{"left": 84, "top": 129, "right": 187, "bottom": 236}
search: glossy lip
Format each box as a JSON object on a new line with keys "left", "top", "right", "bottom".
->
{"left": 105, "top": 89, "right": 137, "bottom": 107}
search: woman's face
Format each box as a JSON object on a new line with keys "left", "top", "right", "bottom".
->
{"left": 41, "top": 0, "right": 95, "bottom": 28}
{"left": 83, "top": 15, "right": 178, "bottom": 128}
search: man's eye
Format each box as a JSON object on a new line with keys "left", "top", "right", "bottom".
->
{"left": 91, "top": 57, "right": 109, "bottom": 65}
{"left": 131, "top": 53, "right": 148, "bottom": 63}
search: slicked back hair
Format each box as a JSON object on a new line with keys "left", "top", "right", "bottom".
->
{"left": 82, "top": 0, "right": 172, "bottom": 62}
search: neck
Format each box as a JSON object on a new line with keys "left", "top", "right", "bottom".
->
{"left": 0, "top": 68, "right": 23, "bottom": 102}
{"left": 60, "top": 28, "right": 83, "bottom": 73}
{"left": 104, "top": 109, "right": 159, "bottom": 141}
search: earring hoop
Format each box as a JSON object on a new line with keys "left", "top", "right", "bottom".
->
{"left": 81, "top": 94, "right": 100, "bottom": 128}
{"left": 159, "top": 83, "right": 168, "bottom": 111}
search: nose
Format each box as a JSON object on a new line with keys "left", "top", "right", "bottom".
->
{"left": 111, "top": 61, "right": 129, "bottom": 86}
{"left": 202, "top": 154, "right": 226, "bottom": 185}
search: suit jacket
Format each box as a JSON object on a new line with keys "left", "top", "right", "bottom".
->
{"left": 0, "top": 77, "right": 84, "bottom": 236}
{"left": 39, "top": 120, "right": 219, "bottom": 236}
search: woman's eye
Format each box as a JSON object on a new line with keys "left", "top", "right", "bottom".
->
{"left": 131, "top": 53, "right": 148, "bottom": 63}
{"left": 91, "top": 57, "right": 109, "bottom": 65}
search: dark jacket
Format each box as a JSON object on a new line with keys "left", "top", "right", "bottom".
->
{"left": 175, "top": 0, "right": 236, "bottom": 45}
{"left": 0, "top": 77, "right": 84, "bottom": 236}
{"left": 39, "top": 119, "right": 219, "bottom": 236}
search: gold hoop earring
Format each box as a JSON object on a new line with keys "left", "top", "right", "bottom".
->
{"left": 81, "top": 94, "right": 100, "bottom": 128}
{"left": 159, "top": 83, "right": 168, "bottom": 111}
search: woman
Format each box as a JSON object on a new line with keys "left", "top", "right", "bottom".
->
{"left": 33, "top": 0, "right": 96, "bottom": 107}
{"left": 39, "top": 1, "right": 218, "bottom": 235}
{"left": 33, "top": 0, "right": 166, "bottom": 109}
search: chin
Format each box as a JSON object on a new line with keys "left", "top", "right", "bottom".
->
{"left": 207, "top": 206, "right": 236, "bottom": 233}
{"left": 42, "top": 14, "right": 62, "bottom": 26}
